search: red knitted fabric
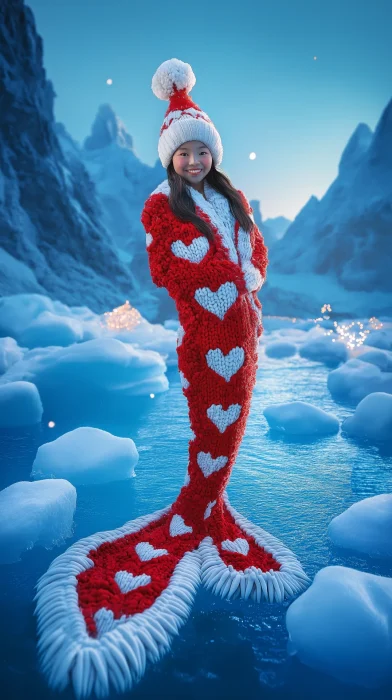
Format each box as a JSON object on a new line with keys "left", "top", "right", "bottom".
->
{"left": 76, "top": 186, "right": 272, "bottom": 637}
{"left": 160, "top": 87, "right": 207, "bottom": 135}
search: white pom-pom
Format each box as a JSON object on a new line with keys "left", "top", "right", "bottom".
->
{"left": 151, "top": 58, "right": 196, "bottom": 101}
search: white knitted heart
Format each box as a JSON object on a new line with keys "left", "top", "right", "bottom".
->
{"left": 146, "top": 232, "right": 153, "bottom": 247}
{"left": 135, "top": 542, "right": 168, "bottom": 562}
{"left": 206, "top": 346, "right": 245, "bottom": 382}
{"left": 204, "top": 500, "right": 217, "bottom": 520}
{"left": 171, "top": 236, "right": 209, "bottom": 263}
{"left": 94, "top": 608, "right": 117, "bottom": 637}
{"left": 221, "top": 538, "right": 249, "bottom": 556}
{"left": 170, "top": 514, "right": 193, "bottom": 537}
{"left": 114, "top": 570, "right": 152, "bottom": 594}
{"left": 197, "top": 451, "right": 228, "bottom": 478}
{"left": 194, "top": 282, "right": 238, "bottom": 320}
{"left": 207, "top": 404, "right": 241, "bottom": 433}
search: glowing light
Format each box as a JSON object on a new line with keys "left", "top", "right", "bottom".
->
{"left": 150, "top": 393, "right": 155, "bottom": 399}
{"left": 313, "top": 56, "right": 318, "bottom": 60}
{"left": 48, "top": 421, "right": 55, "bottom": 428}
{"left": 333, "top": 320, "right": 370, "bottom": 349}
{"left": 369, "top": 316, "right": 383, "bottom": 330}
{"left": 106, "top": 78, "right": 113, "bottom": 85}
{"left": 313, "top": 304, "right": 373, "bottom": 350}
{"left": 101, "top": 300, "right": 142, "bottom": 331}
{"left": 249, "top": 152, "right": 256, "bottom": 160}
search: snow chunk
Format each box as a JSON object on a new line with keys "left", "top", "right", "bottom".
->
{"left": 31, "top": 427, "right": 139, "bottom": 485}
{"left": 342, "top": 392, "right": 392, "bottom": 442}
{"left": 0, "top": 293, "right": 103, "bottom": 345}
{"left": 0, "top": 479, "right": 76, "bottom": 564}
{"left": 364, "top": 328, "right": 392, "bottom": 352}
{"left": 328, "top": 494, "right": 392, "bottom": 558}
{"left": 264, "top": 401, "right": 339, "bottom": 436}
{"left": 0, "top": 293, "right": 69, "bottom": 340}
{"left": 0, "top": 381, "right": 43, "bottom": 426}
{"left": 299, "top": 334, "right": 348, "bottom": 367}
{"left": 359, "top": 348, "right": 392, "bottom": 372}
{"left": 328, "top": 358, "right": 392, "bottom": 404}
{"left": 286, "top": 566, "right": 392, "bottom": 689}
{"left": 0, "top": 338, "right": 168, "bottom": 420}
{"left": 111, "top": 318, "right": 177, "bottom": 367}
{"left": 19, "top": 311, "right": 84, "bottom": 348}
{"left": 265, "top": 340, "right": 297, "bottom": 358}
{"left": 0, "top": 337, "right": 24, "bottom": 375}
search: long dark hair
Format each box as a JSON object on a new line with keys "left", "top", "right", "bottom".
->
{"left": 166, "top": 160, "right": 254, "bottom": 243}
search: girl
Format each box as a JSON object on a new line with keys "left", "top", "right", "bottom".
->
{"left": 35, "top": 59, "right": 309, "bottom": 699}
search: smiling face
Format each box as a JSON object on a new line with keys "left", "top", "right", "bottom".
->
{"left": 172, "top": 141, "right": 213, "bottom": 187}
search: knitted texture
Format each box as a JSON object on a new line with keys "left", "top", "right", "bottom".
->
{"left": 34, "top": 180, "right": 309, "bottom": 699}
{"left": 151, "top": 58, "right": 224, "bottom": 168}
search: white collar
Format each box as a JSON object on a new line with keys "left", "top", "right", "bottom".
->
{"left": 187, "top": 181, "right": 239, "bottom": 264}
{"left": 149, "top": 178, "right": 241, "bottom": 265}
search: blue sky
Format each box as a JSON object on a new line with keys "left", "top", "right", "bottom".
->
{"left": 28, "top": 0, "right": 391, "bottom": 220}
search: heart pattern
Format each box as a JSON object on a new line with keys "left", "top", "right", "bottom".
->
{"left": 146, "top": 232, "right": 153, "bottom": 247}
{"left": 194, "top": 282, "right": 238, "bottom": 320}
{"left": 207, "top": 404, "right": 241, "bottom": 434}
{"left": 114, "top": 570, "right": 152, "bottom": 594}
{"left": 221, "top": 538, "right": 249, "bottom": 556}
{"left": 197, "top": 451, "right": 228, "bottom": 478}
{"left": 204, "top": 500, "right": 217, "bottom": 520}
{"left": 94, "top": 608, "right": 122, "bottom": 637}
{"left": 171, "top": 236, "right": 210, "bottom": 263}
{"left": 135, "top": 541, "right": 168, "bottom": 561}
{"left": 170, "top": 514, "right": 193, "bottom": 537}
{"left": 206, "top": 346, "right": 245, "bottom": 382}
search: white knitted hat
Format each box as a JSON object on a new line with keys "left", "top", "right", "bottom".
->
{"left": 151, "top": 58, "right": 223, "bottom": 168}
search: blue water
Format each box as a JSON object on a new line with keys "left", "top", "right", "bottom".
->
{"left": 1, "top": 349, "right": 392, "bottom": 699}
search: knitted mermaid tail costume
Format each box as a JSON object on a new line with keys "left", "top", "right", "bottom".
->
{"left": 34, "top": 181, "right": 309, "bottom": 698}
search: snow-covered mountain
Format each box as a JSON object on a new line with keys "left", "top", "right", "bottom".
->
{"left": 0, "top": 0, "right": 158, "bottom": 318}
{"left": 249, "top": 199, "right": 291, "bottom": 247}
{"left": 55, "top": 106, "right": 176, "bottom": 320}
{"left": 268, "top": 102, "right": 392, "bottom": 314}
{"left": 263, "top": 216, "right": 292, "bottom": 242}
{"left": 1, "top": 1, "right": 390, "bottom": 323}
{"left": 67, "top": 104, "right": 166, "bottom": 259}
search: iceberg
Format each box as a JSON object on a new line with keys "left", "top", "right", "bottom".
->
{"left": 264, "top": 401, "right": 339, "bottom": 437}
{"left": 342, "top": 391, "right": 392, "bottom": 442}
{"left": 0, "top": 337, "right": 24, "bottom": 375}
{"left": 31, "top": 426, "right": 139, "bottom": 485}
{"left": 299, "top": 334, "right": 348, "bottom": 367}
{"left": 19, "top": 310, "right": 84, "bottom": 348}
{"left": 0, "top": 337, "right": 168, "bottom": 422}
{"left": 0, "top": 479, "right": 76, "bottom": 564}
{"left": 0, "top": 380, "right": 43, "bottom": 426}
{"left": 328, "top": 358, "right": 392, "bottom": 404}
{"left": 328, "top": 494, "right": 392, "bottom": 557}
{"left": 265, "top": 340, "right": 297, "bottom": 359}
{"left": 286, "top": 566, "right": 392, "bottom": 688}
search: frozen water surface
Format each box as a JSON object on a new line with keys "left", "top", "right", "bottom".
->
{"left": 1, "top": 331, "right": 392, "bottom": 699}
